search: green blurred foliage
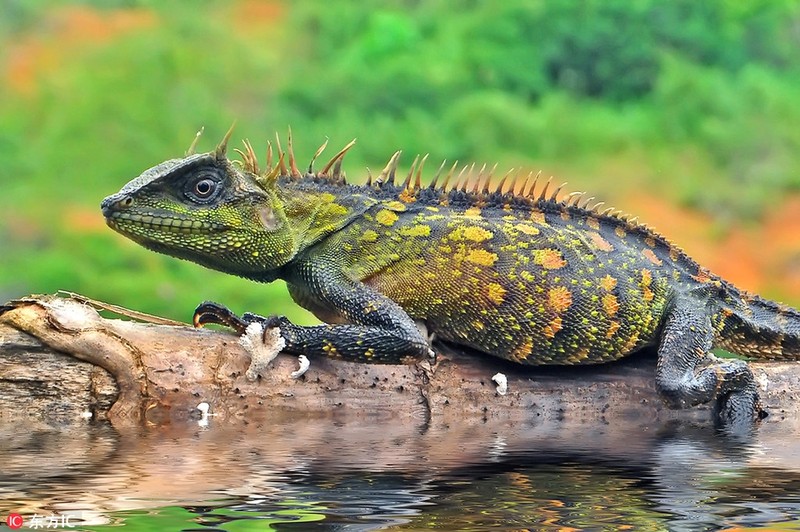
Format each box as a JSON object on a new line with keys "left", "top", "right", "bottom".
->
{"left": 1, "top": 0, "right": 799, "bottom": 319}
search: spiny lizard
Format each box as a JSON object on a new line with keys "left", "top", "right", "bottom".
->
{"left": 101, "top": 127, "right": 800, "bottom": 428}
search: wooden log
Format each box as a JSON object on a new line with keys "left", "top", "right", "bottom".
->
{"left": 1, "top": 293, "right": 800, "bottom": 427}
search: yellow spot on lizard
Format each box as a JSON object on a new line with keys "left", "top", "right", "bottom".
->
{"left": 360, "top": 230, "right": 378, "bottom": 242}
{"left": 461, "top": 226, "right": 494, "bottom": 242}
{"left": 385, "top": 200, "right": 407, "bottom": 211}
{"left": 467, "top": 249, "right": 499, "bottom": 267}
{"left": 487, "top": 283, "right": 507, "bottom": 305}
{"left": 376, "top": 210, "right": 399, "bottom": 226}
{"left": 399, "top": 224, "right": 431, "bottom": 237}
{"left": 516, "top": 224, "right": 540, "bottom": 236}
{"left": 323, "top": 203, "right": 349, "bottom": 217}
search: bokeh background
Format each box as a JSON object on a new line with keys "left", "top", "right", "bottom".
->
{"left": 2, "top": 0, "right": 799, "bottom": 324}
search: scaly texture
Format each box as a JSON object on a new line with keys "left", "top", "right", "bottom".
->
{"left": 101, "top": 129, "right": 800, "bottom": 428}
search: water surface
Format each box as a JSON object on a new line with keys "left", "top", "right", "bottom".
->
{"left": 2, "top": 415, "right": 800, "bottom": 530}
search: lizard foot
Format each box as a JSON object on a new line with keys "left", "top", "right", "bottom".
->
{"left": 193, "top": 301, "right": 289, "bottom": 333}
{"left": 193, "top": 301, "right": 250, "bottom": 334}
{"left": 193, "top": 301, "right": 291, "bottom": 381}
{"left": 238, "top": 322, "right": 286, "bottom": 381}
{"left": 714, "top": 389, "right": 765, "bottom": 434}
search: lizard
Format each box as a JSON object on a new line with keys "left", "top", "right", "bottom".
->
{"left": 100, "top": 127, "right": 800, "bottom": 429}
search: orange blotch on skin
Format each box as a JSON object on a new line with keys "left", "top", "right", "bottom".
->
{"left": 511, "top": 338, "right": 534, "bottom": 362}
{"left": 692, "top": 269, "right": 713, "bottom": 284}
{"left": 487, "top": 283, "right": 507, "bottom": 305}
{"left": 534, "top": 248, "right": 567, "bottom": 270}
{"left": 643, "top": 248, "right": 663, "bottom": 266}
{"left": 645, "top": 237, "right": 656, "bottom": 248}
{"left": 606, "top": 320, "right": 621, "bottom": 339}
{"left": 548, "top": 286, "right": 573, "bottom": 314}
{"left": 615, "top": 226, "right": 627, "bottom": 239}
{"left": 599, "top": 274, "right": 618, "bottom": 291}
{"left": 530, "top": 210, "right": 547, "bottom": 224}
{"left": 586, "top": 216, "right": 600, "bottom": 230}
{"left": 543, "top": 317, "right": 563, "bottom": 338}
{"left": 602, "top": 294, "right": 620, "bottom": 316}
{"left": 589, "top": 232, "right": 614, "bottom": 252}
{"left": 622, "top": 330, "right": 641, "bottom": 352}
{"left": 573, "top": 346, "right": 591, "bottom": 361}
{"left": 641, "top": 268, "right": 654, "bottom": 302}
{"left": 398, "top": 189, "right": 417, "bottom": 203}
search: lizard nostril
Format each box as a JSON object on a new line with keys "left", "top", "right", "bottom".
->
{"left": 101, "top": 194, "right": 134, "bottom": 217}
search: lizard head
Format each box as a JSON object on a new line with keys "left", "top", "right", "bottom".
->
{"left": 101, "top": 128, "right": 297, "bottom": 281}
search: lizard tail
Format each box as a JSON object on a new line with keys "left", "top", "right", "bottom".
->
{"left": 714, "top": 286, "right": 800, "bottom": 361}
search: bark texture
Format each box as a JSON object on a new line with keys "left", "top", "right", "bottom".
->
{"left": 2, "top": 293, "right": 800, "bottom": 427}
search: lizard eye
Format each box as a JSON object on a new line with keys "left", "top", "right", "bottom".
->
{"left": 185, "top": 174, "right": 221, "bottom": 203}
{"left": 194, "top": 179, "right": 216, "bottom": 198}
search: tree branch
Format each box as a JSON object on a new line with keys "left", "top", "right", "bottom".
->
{"left": 2, "top": 293, "right": 799, "bottom": 427}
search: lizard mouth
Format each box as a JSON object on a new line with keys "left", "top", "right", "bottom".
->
{"left": 105, "top": 211, "right": 226, "bottom": 235}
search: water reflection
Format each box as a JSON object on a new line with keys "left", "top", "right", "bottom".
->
{"left": 1, "top": 416, "right": 799, "bottom": 530}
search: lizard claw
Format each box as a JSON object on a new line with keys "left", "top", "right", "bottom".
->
{"left": 193, "top": 301, "right": 249, "bottom": 334}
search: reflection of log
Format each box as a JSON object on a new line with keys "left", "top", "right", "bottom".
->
{"left": 4, "top": 414, "right": 800, "bottom": 526}
{"left": 1, "top": 293, "right": 800, "bottom": 426}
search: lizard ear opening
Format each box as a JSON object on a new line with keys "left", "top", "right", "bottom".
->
{"left": 258, "top": 205, "right": 281, "bottom": 231}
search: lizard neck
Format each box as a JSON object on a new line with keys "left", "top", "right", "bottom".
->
{"left": 279, "top": 178, "right": 378, "bottom": 254}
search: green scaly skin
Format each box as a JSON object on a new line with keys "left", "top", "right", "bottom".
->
{"left": 101, "top": 131, "right": 800, "bottom": 429}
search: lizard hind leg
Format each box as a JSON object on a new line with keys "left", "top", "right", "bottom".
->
{"left": 655, "top": 299, "right": 763, "bottom": 431}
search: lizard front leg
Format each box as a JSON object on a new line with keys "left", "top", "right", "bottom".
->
{"left": 196, "top": 262, "right": 432, "bottom": 365}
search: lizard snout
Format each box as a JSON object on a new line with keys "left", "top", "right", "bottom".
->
{"left": 101, "top": 193, "right": 134, "bottom": 217}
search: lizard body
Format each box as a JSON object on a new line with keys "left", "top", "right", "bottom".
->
{"left": 101, "top": 130, "right": 800, "bottom": 427}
